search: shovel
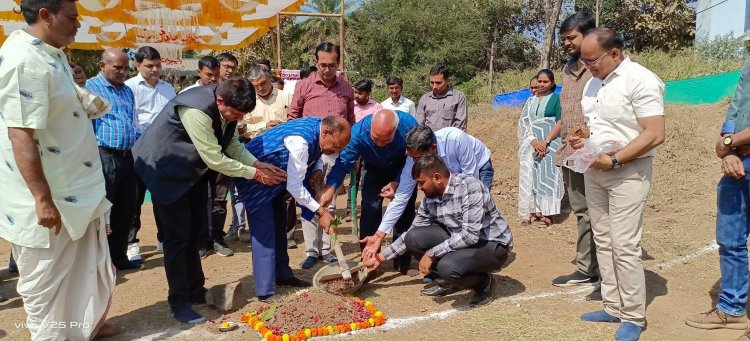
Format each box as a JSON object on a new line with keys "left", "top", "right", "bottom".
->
{"left": 329, "top": 216, "right": 352, "bottom": 280}
{"left": 318, "top": 263, "right": 366, "bottom": 282}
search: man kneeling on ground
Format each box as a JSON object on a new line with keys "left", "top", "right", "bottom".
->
{"left": 363, "top": 154, "right": 514, "bottom": 306}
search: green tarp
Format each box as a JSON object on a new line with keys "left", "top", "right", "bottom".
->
{"left": 665, "top": 70, "right": 741, "bottom": 105}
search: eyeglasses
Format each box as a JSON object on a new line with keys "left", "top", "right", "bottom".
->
{"left": 581, "top": 50, "right": 612, "bottom": 66}
{"left": 318, "top": 63, "right": 338, "bottom": 70}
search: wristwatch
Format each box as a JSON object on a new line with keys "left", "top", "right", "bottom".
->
{"left": 724, "top": 135, "right": 734, "bottom": 147}
{"left": 611, "top": 155, "right": 622, "bottom": 169}
{"left": 315, "top": 206, "right": 326, "bottom": 217}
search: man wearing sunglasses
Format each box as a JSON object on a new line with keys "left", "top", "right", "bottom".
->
{"left": 569, "top": 28, "right": 665, "bottom": 341}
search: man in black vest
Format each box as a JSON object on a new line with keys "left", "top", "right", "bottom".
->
{"left": 133, "top": 78, "right": 286, "bottom": 324}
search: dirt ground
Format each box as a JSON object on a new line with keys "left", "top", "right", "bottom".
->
{"left": 0, "top": 102, "right": 741, "bottom": 340}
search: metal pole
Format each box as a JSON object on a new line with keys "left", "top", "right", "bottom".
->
{"left": 339, "top": 0, "right": 345, "bottom": 71}
{"left": 277, "top": 11, "right": 343, "bottom": 18}
{"left": 275, "top": 14, "right": 282, "bottom": 72}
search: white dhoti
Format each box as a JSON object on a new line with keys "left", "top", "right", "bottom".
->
{"left": 12, "top": 217, "right": 116, "bottom": 341}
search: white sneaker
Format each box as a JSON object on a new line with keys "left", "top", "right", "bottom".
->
{"left": 156, "top": 242, "right": 164, "bottom": 253}
{"left": 127, "top": 243, "right": 142, "bottom": 262}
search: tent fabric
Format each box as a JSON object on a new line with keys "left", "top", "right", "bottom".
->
{"left": 0, "top": 0, "right": 305, "bottom": 54}
{"left": 493, "top": 70, "right": 742, "bottom": 109}
{"left": 664, "top": 70, "right": 741, "bottom": 105}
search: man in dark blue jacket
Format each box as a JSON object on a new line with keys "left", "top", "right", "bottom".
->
{"left": 318, "top": 109, "right": 418, "bottom": 274}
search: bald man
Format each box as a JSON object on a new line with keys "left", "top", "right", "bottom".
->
{"left": 319, "top": 109, "right": 418, "bottom": 274}
{"left": 86, "top": 48, "right": 141, "bottom": 270}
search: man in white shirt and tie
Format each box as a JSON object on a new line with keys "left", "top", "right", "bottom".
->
{"left": 359, "top": 124, "right": 494, "bottom": 278}
{"left": 125, "top": 46, "right": 177, "bottom": 261}
{"left": 381, "top": 76, "right": 416, "bottom": 116}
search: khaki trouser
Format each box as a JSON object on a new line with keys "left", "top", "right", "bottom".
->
{"left": 301, "top": 153, "right": 335, "bottom": 257}
{"left": 562, "top": 167, "right": 599, "bottom": 277}
{"left": 584, "top": 157, "right": 652, "bottom": 327}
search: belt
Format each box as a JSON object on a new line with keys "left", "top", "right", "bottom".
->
{"left": 99, "top": 146, "right": 132, "bottom": 157}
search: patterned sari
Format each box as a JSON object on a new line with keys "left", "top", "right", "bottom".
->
{"left": 517, "top": 95, "right": 564, "bottom": 220}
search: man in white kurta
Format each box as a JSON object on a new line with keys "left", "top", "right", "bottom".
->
{"left": 0, "top": 2, "right": 116, "bottom": 339}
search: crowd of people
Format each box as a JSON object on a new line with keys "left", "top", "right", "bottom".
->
{"left": 1, "top": 2, "right": 750, "bottom": 341}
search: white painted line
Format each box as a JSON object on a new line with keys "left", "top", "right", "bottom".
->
{"left": 503, "top": 286, "right": 594, "bottom": 303}
{"left": 132, "top": 241, "right": 719, "bottom": 340}
{"left": 320, "top": 241, "right": 722, "bottom": 340}
{"left": 655, "top": 241, "right": 719, "bottom": 270}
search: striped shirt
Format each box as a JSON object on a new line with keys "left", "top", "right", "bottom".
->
{"left": 86, "top": 73, "right": 139, "bottom": 150}
{"left": 383, "top": 173, "right": 513, "bottom": 260}
{"left": 555, "top": 59, "right": 591, "bottom": 166}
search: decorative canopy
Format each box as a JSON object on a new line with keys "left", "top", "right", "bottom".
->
{"left": 0, "top": 0, "right": 305, "bottom": 64}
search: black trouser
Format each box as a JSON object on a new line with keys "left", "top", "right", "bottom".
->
{"left": 205, "top": 174, "right": 232, "bottom": 248}
{"left": 404, "top": 224, "right": 509, "bottom": 290}
{"left": 282, "top": 192, "right": 297, "bottom": 233}
{"left": 99, "top": 147, "right": 138, "bottom": 268}
{"left": 360, "top": 162, "right": 417, "bottom": 274}
{"left": 129, "top": 175, "right": 162, "bottom": 244}
{"left": 153, "top": 176, "right": 209, "bottom": 311}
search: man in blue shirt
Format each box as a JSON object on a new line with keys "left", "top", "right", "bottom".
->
{"left": 318, "top": 109, "right": 418, "bottom": 274}
{"left": 86, "top": 48, "right": 141, "bottom": 270}
{"left": 685, "top": 59, "right": 750, "bottom": 338}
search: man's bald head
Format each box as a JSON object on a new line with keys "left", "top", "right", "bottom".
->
{"left": 320, "top": 116, "right": 351, "bottom": 155}
{"left": 99, "top": 48, "right": 129, "bottom": 86}
{"left": 371, "top": 109, "right": 399, "bottom": 147}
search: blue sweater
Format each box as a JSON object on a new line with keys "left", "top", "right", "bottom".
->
{"left": 326, "top": 111, "right": 417, "bottom": 188}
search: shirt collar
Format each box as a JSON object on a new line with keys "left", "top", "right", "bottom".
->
{"left": 96, "top": 73, "right": 125, "bottom": 90}
{"left": 259, "top": 88, "right": 278, "bottom": 101}
{"left": 18, "top": 29, "right": 66, "bottom": 60}
{"left": 565, "top": 59, "right": 588, "bottom": 79}
{"left": 440, "top": 174, "right": 455, "bottom": 201}
{"left": 135, "top": 73, "right": 164, "bottom": 87}
{"left": 389, "top": 96, "right": 404, "bottom": 105}
{"left": 430, "top": 88, "right": 454, "bottom": 99}
{"left": 313, "top": 72, "right": 339, "bottom": 88}
{"left": 603, "top": 57, "right": 631, "bottom": 83}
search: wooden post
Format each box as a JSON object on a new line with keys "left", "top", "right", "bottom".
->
{"left": 276, "top": 14, "right": 282, "bottom": 72}
{"left": 339, "top": 0, "right": 345, "bottom": 71}
{"left": 489, "top": 40, "right": 495, "bottom": 93}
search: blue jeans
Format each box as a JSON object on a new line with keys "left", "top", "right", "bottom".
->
{"left": 479, "top": 160, "right": 495, "bottom": 191}
{"left": 716, "top": 156, "right": 750, "bottom": 316}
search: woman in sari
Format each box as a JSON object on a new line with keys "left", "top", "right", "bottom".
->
{"left": 518, "top": 69, "right": 564, "bottom": 227}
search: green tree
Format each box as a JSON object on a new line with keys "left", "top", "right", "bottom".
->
{"left": 575, "top": 0, "right": 696, "bottom": 52}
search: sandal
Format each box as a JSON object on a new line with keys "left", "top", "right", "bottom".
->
{"left": 535, "top": 216, "right": 552, "bottom": 227}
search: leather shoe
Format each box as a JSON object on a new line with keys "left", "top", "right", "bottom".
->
{"left": 469, "top": 274, "right": 496, "bottom": 307}
{"left": 420, "top": 284, "right": 460, "bottom": 297}
{"left": 277, "top": 277, "right": 312, "bottom": 288}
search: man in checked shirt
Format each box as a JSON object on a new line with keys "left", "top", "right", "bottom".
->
{"left": 363, "top": 154, "right": 514, "bottom": 307}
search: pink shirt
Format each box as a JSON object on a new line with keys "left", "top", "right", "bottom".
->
{"left": 287, "top": 72, "right": 355, "bottom": 125}
{"left": 353, "top": 98, "right": 383, "bottom": 122}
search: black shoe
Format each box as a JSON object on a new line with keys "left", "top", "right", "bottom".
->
{"left": 113, "top": 260, "right": 141, "bottom": 270}
{"left": 0, "top": 294, "right": 7, "bottom": 302}
{"left": 277, "top": 277, "right": 312, "bottom": 288}
{"left": 585, "top": 288, "right": 603, "bottom": 301}
{"left": 258, "top": 294, "right": 278, "bottom": 303}
{"left": 552, "top": 271, "right": 599, "bottom": 287}
{"left": 469, "top": 274, "right": 497, "bottom": 307}
{"left": 198, "top": 248, "right": 211, "bottom": 259}
{"left": 420, "top": 284, "right": 460, "bottom": 297}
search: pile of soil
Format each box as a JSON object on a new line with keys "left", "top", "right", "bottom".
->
{"left": 322, "top": 278, "right": 355, "bottom": 293}
{"left": 258, "top": 289, "right": 371, "bottom": 335}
